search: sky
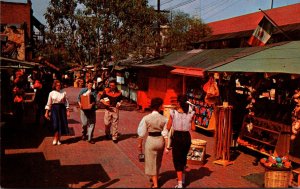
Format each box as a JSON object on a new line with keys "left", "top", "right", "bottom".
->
{"left": 3, "top": 0, "right": 300, "bottom": 25}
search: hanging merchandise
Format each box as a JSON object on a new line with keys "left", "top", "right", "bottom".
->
{"left": 203, "top": 77, "right": 220, "bottom": 105}
{"left": 291, "top": 89, "right": 300, "bottom": 140}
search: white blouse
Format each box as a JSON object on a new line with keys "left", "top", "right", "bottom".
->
{"left": 45, "top": 90, "right": 69, "bottom": 110}
{"left": 170, "top": 110, "right": 195, "bottom": 131}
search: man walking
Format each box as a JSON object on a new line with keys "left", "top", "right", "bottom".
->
{"left": 78, "top": 79, "right": 98, "bottom": 144}
{"left": 100, "top": 79, "right": 123, "bottom": 143}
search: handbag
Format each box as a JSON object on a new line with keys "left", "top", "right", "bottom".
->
{"left": 138, "top": 153, "right": 145, "bottom": 162}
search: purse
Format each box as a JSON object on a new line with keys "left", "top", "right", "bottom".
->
{"left": 138, "top": 153, "right": 145, "bottom": 162}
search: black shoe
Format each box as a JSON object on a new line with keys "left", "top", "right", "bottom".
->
{"left": 113, "top": 139, "right": 118, "bottom": 143}
{"left": 82, "top": 135, "right": 87, "bottom": 141}
{"left": 105, "top": 134, "right": 112, "bottom": 140}
{"left": 88, "top": 140, "right": 95, "bottom": 144}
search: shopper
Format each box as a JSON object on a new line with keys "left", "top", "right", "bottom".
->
{"left": 137, "top": 97, "right": 168, "bottom": 188}
{"left": 78, "top": 79, "right": 98, "bottom": 144}
{"left": 100, "top": 79, "right": 123, "bottom": 143}
{"left": 167, "top": 95, "right": 195, "bottom": 188}
{"left": 33, "top": 79, "right": 48, "bottom": 126}
{"left": 45, "top": 80, "right": 70, "bottom": 145}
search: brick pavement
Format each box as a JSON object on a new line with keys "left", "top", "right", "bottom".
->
{"left": 1, "top": 87, "right": 265, "bottom": 188}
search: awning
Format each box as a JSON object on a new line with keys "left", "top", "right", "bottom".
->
{"left": 170, "top": 67, "right": 204, "bottom": 77}
{"left": 0, "top": 57, "right": 40, "bottom": 69}
{"left": 208, "top": 41, "right": 300, "bottom": 74}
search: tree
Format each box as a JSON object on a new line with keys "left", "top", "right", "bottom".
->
{"left": 42, "top": 0, "right": 160, "bottom": 67}
{"left": 169, "top": 11, "right": 211, "bottom": 50}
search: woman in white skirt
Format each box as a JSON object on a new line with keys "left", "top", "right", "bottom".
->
{"left": 137, "top": 97, "right": 168, "bottom": 188}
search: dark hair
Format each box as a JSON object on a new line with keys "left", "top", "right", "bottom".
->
{"left": 87, "top": 79, "right": 93, "bottom": 84}
{"left": 150, "top": 97, "right": 163, "bottom": 111}
{"left": 177, "top": 95, "right": 189, "bottom": 114}
{"left": 109, "top": 79, "right": 117, "bottom": 85}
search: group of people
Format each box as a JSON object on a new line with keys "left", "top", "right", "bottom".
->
{"left": 137, "top": 95, "right": 195, "bottom": 188}
{"left": 44, "top": 77, "right": 194, "bottom": 188}
{"left": 44, "top": 79, "right": 123, "bottom": 145}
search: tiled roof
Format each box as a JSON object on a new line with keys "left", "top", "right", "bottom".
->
{"left": 207, "top": 3, "right": 300, "bottom": 35}
{"left": 200, "top": 23, "right": 300, "bottom": 42}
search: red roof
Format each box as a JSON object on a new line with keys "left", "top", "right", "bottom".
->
{"left": 208, "top": 3, "right": 300, "bottom": 35}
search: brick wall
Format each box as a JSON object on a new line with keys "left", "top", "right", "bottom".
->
{"left": 0, "top": 1, "right": 32, "bottom": 37}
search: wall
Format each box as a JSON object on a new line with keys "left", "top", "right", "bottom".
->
{"left": 0, "top": 1, "right": 32, "bottom": 37}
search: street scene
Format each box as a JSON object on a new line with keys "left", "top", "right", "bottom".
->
{"left": 1, "top": 0, "right": 300, "bottom": 188}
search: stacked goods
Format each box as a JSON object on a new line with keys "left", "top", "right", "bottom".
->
{"left": 261, "top": 154, "right": 292, "bottom": 188}
{"left": 260, "top": 155, "right": 292, "bottom": 170}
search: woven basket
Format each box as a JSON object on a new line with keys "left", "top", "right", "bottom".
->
{"left": 264, "top": 168, "right": 291, "bottom": 188}
{"left": 191, "top": 139, "right": 207, "bottom": 146}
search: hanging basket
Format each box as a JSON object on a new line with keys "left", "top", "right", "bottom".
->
{"left": 264, "top": 168, "right": 291, "bottom": 188}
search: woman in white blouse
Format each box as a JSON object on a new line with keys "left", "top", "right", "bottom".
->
{"left": 167, "top": 95, "right": 195, "bottom": 188}
{"left": 45, "top": 80, "right": 70, "bottom": 145}
{"left": 137, "top": 98, "right": 168, "bottom": 188}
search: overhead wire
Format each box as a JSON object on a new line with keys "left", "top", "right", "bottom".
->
{"left": 161, "top": 0, "right": 174, "bottom": 6}
{"left": 164, "top": 0, "right": 198, "bottom": 10}
{"left": 201, "top": 0, "right": 229, "bottom": 15}
{"left": 203, "top": 0, "right": 240, "bottom": 20}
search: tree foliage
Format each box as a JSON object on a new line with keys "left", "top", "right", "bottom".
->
{"left": 41, "top": 1, "right": 211, "bottom": 67}
{"left": 43, "top": 0, "right": 160, "bottom": 66}
{"left": 169, "top": 11, "right": 212, "bottom": 50}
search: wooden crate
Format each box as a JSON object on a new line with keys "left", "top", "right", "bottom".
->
{"left": 291, "top": 168, "right": 300, "bottom": 188}
{"left": 187, "top": 139, "right": 207, "bottom": 165}
{"left": 80, "top": 95, "right": 91, "bottom": 110}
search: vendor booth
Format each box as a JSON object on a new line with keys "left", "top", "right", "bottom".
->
{"left": 207, "top": 40, "right": 300, "bottom": 186}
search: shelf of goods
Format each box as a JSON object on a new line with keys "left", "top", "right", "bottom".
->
{"left": 237, "top": 115, "right": 291, "bottom": 157}
{"left": 291, "top": 167, "right": 300, "bottom": 188}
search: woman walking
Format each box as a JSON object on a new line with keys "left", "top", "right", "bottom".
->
{"left": 137, "top": 97, "right": 168, "bottom": 188}
{"left": 45, "top": 80, "right": 70, "bottom": 145}
{"left": 167, "top": 95, "right": 195, "bottom": 188}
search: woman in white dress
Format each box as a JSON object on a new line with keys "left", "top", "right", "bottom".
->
{"left": 137, "top": 97, "right": 168, "bottom": 188}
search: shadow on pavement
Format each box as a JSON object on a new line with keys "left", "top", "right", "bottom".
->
{"left": 1, "top": 152, "right": 112, "bottom": 188}
{"left": 185, "top": 166, "right": 213, "bottom": 187}
{"left": 158, "top": 170, "right": 177, "bottom": 187}
{"left": 62, "top": 136, "right": 82, "bottom": 144}
{"left": 1, "top": 119, "right": 51, "bottom": 150}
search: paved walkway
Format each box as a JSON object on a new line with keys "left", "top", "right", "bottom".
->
{"left": 1, "top": 87, "right": 265, "bottom": 188}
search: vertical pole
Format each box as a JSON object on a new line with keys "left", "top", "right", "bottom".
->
{"left": 155, "top": 0, "right": 161, "bottom": 57}
{"left": 271, "top": 0, "right": 273, "bottom": 9}
{"left": 183, "top": 76, "right": 186, "bottom": 94}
